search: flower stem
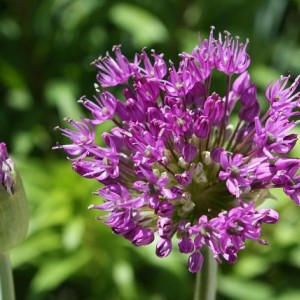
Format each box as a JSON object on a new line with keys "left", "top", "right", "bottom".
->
{"left": 0, "top": 252, "right": 15, "bottom": 300}
{"left": 193, "top": 247, "right": 218, "bottom": 300}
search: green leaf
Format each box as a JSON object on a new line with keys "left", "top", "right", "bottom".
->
{"left": 250, "top": 64, "right": 281, "bottom": 90}
{"left": 31, "top": 250, "right": 91, "bottom": 293}
{"left": 109, "top": 3, "right": 168, "bottom": 47}
{"left": 234, "top": 255, "right": 269, "bottom": 278}
{"left": 219, "top": 275, "right": 274, "bottom": 300}
{"left": 11, "top": 231, "right": 61, "bottom": 268}
{"left": 45, "top": 80, "right": 83, "bottom": 120}
{"left": 134, "top": 239, "right": 186, "bottom": 278}
{"left": 62, "top": 217, "right": 85, "bottom": 251}
{"left": 113, "top": 260, "right": 138, "bottom": 300}
{"left": 277, "top": 291, "right": 300, "bottom": 300}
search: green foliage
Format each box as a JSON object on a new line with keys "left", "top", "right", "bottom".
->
{"left": 109, "top": 3, "right": 168, "bottom": 47}
{"left": 1, "top": 0, "right": 300, "bottom": 299}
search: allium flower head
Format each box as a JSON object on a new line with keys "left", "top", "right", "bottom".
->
{"left": 55, "top": 28, "right": 300, "bottom": 272}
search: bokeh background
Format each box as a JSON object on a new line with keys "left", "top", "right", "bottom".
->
{"left": 1, "top": 0, "right": 300, "bottom": 299}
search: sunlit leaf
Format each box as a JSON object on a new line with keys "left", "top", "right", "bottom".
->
{"left": 31, "top": 250, "right": 91, "bottom": 292}
{"left": 109, "top": 3, "right": 168, "bottom": 47}
{"left": 11, "top": 232, "right": 61, "bottom": 268}
{"left": 277, "top": 291, "right": 300, "bottom": 300}
{"left": 113, "top": 260, "right": 139, "bottom": 300}
{"left": 45, "top": 80, "right": 83, "bottom": 120}
{"left": 234, "top": 255, "right": 269, "bottom": 278}
{"left": 219, "top": 276, "right": 274, "bottom": 300}
{"left": 63, "top": 217, "right": 85, "bottom": 251}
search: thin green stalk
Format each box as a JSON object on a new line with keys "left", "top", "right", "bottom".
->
{"left": 193, "top": 247, "right": 218, "bottom": 300}
{"left": 0, "top": 252, "right": 15, "bottom": 300}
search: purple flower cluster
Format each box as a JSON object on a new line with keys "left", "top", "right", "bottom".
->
{"left": 55, "top": 27, "right": 300, "bottom": 272}
{"left": 0, "top": 143, "right": 14, "bottom": 195}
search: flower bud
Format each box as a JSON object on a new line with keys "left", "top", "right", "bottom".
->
{"left": 182, "top": 143, "right": 197, "bottom": 163}
{"left": 232, "top": 71, "right": 250, "bottom": 95}
{"left": 194, "top": 116, "right": 210, "bottom": 139}
{"left": 239, "top": 101, "right": 260, "bottom": 122}
{"left": 240, "top": 83, "right": 257, "bottom": 106}
{"left": 0, "top": 143, "right": 28, "bottom": 252}
{"left": 188, "top": 251, "right": 204, "bottom": 273}
{"left": 178, "top": 236, "right": 194, "bottom": 253}
{"left": 201, "top": 151, "right": 212, "bottom": 165}
{"left": 156, "top": 238, "right": 172, "bottom": 257}
{"left": 178, "top": 157, "right": 189, "bottom": 168}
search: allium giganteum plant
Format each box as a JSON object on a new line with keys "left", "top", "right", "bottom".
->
{"left": 55, "top": 28, "right": 300, "bottom": 275}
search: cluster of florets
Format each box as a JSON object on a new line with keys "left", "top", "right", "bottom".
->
{"left": 0, "top": 143, "right": 14, "bottom": 195}
{"left": 55, "top": 27, "right": 300, "bottom": 272}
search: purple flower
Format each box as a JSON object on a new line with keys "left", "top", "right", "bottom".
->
{"left": 219, "top": 152, "right": 250, "bottom": 197}
{"left": 73, "top": 146, "right": 120, "bottom": 181}
{"left": 265, "top": 75, "right": 300, "bottom": 115}
{"left": 191, "top": 26, "right": 216, "bottom": 79}
{"left": 254, "top": 116, "right": 297, "bottom": 156}
{"left": 79, "top": 92, "right": 117, "bottom": 124}
{"left": 93, "top": 45, "right": 133, "bottom": 87}
{"left": 54, "top": 118, "right": 96, "bottom": 160}
{"left": 255, "top": 162, "right": 276, "bottom": 181}
{"left": 214, "top": 31, "right": 250, "bottom": 75}
{"left": 56, "top": 28, "right": 300, "bottom": 273}
{"left": 137, "top": 49, "right": 167, "bottom": 80}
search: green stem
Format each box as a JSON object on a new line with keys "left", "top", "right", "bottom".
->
{"left": 193, "top": 247, "right": 218, "bottom": 300}
{"left": 0, "top": 252, "right": 15, "bottom": 300}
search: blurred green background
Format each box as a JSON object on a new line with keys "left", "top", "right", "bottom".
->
{"left": 1, "top": 0, "right": 300, "bottom": 299}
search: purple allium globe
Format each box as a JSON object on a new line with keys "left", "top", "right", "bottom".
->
{"left": 55, "top": 27, "right": 300, "bottom": 273}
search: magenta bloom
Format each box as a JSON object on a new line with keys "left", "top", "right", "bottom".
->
{"left": 92, "top": 45, "right": 133, "bottom": 87}
{"left": 55, "top": 28, "right": 300, "bottom": 273}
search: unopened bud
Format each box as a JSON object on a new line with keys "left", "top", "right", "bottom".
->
{"left": 194, "top": 172, "right": 208, "bottom": 186}
{"left": 178, "top": 157, "right": 188, "bottom": 168}
{"left": 190, "top": 162, "right": 206, "bottom": 184}
{"left": 182, "top": 201, "right": 195, "bottom": 213}
{"left": 177, "top": 192, "right": 195, "bottom": 217}
{"left": 0, "top": 143, "right": 28, "bottom": 252}
{"left": 225, "top": 124, "right": 234, "bottom": 140}
{"left": 201, "top": 151, "right": 212, "bottom": 165}
{"left": 153, "top": 168, "right": 161, "bottom": 178}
